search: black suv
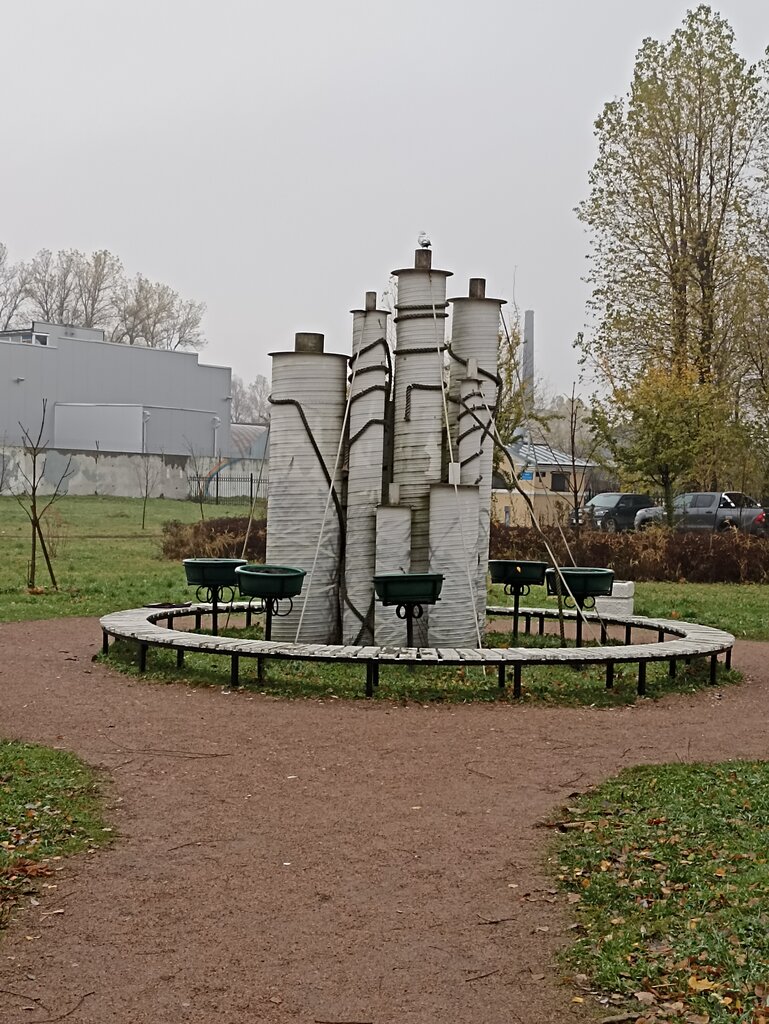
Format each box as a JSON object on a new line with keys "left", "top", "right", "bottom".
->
{"left": 569, "top": 492, "right": 654, "bottom": 533}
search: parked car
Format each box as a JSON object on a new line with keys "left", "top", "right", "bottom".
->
{"left": 634, "top": 491, "right": 768, "bottom": 535}
{"left": 569, "top": 492, "right": 655, "bottom": 533}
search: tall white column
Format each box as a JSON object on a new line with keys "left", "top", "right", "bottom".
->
{"left": 391, "top": 249, "right": 453, "bottom": 576}
{"left": 266, "top": 334, "right": 347, "bottom": 642}
{"left": 343, "top": 293, "right": 390, "bottom": 644}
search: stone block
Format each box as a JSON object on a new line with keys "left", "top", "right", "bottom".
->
{"left": 595, "top": 580, "right": 634, "bottom": 617}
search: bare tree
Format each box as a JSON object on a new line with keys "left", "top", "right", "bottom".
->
{"left": 231, "top": 373, "right": 270, "bottom": 424}
{"left": 162, "top": 295, "right": 206, "bottom": 351}
{"left": 77, "top": 249, "right": 123, "bottom": 327}
{"left": 0, "top": 434, "right": 9, "bottom": 494}
{"left": 0, "top": 244, "right": 29, "bottom": 330}
{"left": 26, "top": 249, "right": 83, "bottom": 325}
{"left": 532, "top": 385, "right": 601, "bottom": 534}
{"left": 15, "top": 401, "right": 73, "bottom": 589}
{"left": 563, "top": 386, "right": 600, "bottom": 536}
{"left": 28, "top": 247, "right": 121, "bottom": 327}
{"left": 183, "top": 439, "right": 208, "bottom": 520}
{"left": 134, "top": 452, "right": 162, "bottom": 530}
{"left": 1, "top": 240, "right": 206, "bottom": 351}
{"left": 110, "top": 275, "right": 205, "bottom": 350}
{"left": 109, "top": 275, "right": 153, "bottom": 345}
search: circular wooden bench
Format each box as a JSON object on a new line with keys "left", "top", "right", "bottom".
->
{"left": 100, "top": 602, "right": 735, "bottom": 699}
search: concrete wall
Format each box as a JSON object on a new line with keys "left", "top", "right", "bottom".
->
{"left": 0, "top": 446, "right": 266, "bottom": 501}
{"left": 0, "top": 332, "right": 232, "bottom": 456}
{"left": 54, "top": 404, "right": 144, "bottom": 453}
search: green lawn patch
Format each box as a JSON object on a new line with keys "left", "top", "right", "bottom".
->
{"left": 553, "top": 761, "right": 769, "bottom": 1023}
{"left": 634, "top": 583, "right": 769, "bottom": 641}
{"left": 0, "top": 495, "right": 245, "bottom": 622}
{"left": 0, "top": 496, "right": 766, "bottom": 642}
{"left": 492, "top": 581, "right": 769, "bottom": 641}
{"left": 0, "top": 740, "right": 109, "bottom": 929}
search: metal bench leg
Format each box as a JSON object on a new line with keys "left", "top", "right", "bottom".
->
{"left": 538, "top": 614, "right": 545, "bottom": 635}
{"left": 102, "top": 631, "right": 109, "bottom": 656}
{"left": 669, "top": 657, "right": 676, "bottom": 678}
{"left": 726, "top": 647, "right": 732, "bottom": 670}
{"left": 139, "top": 643, "right": 147, "bottom": 673}
{"left": 231, "top": 655, "right": 239, "bottom": 688}
{"left": 257, "top": 657, "right": 264, "bottom": 684}
{"left": 176, "top": 648, "right": 184, "bottom": 669}
{"left": 498, "top": 664, "right": 506, "bottom": 690}
{"left": 637, "top": 660, "right": 646, "bottom": 696}
{"left": 710, "top": 653, "right": 717, "bottom": 685}
{"left": 606, "top": 661, "right": 614, "bottom": 689}
{"left": 513, "top": 663, "right": 522, "bottom": 699}
{"left": 600, "top": 623, "right": 607, "bottom": 644}
{"left": 625, "top": 624, "right": 632, "bottom": 644}
{"left": 366, "top": 662, "right": 378, "bottom": 699}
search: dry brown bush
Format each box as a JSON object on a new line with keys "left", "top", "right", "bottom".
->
{"left": 161, "top": 517, "right": 266, "bottom": 563}
{"left": 489, "top": 523, "right": 769, "bottom": 583}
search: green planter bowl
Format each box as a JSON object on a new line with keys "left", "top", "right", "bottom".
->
{"left": 489, "top": 559, "right": 548, "bottom": 587}
{"left": 235, "top": 564, "right": 306, "bottom": 600}
{"left": 373, "top": 573, "right": 444, "bottom": 606}
{"left": 183, "top": 558, "right": 248, "bottom": 587}
{"left": 545, "top": 566, "right": 614, "bottom": 600}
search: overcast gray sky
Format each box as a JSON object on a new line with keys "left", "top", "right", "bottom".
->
{"left": 3, "top": 1, "right": 768, "bottom": 396}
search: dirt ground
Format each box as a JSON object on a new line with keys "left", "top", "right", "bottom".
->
{"left": 1, "top": 617, "right": 767, "bottom": 1024}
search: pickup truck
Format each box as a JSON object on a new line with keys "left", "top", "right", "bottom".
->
{"left": 634, "top": 491, "right": 768, "bottom": 535}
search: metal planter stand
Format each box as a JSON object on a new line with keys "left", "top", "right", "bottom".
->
{"left": 235, "top": 565, "right": 307, "bottom": 685}
{"left": 183, "top": 559, "right": 248, "bottom": 637}
{"left": 488, "top": 561, "right": 548, "bottom": 642}
{"left": 544, "top": 567, "right": 615, "bottom": 648}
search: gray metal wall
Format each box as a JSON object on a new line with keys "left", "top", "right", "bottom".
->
{"left": 0, "top": 333, "right": 232, "bottom": 456}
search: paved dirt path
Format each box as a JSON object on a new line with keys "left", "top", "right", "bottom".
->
{"left": 0, "top": 618, "right": 767, "bottom": 1024}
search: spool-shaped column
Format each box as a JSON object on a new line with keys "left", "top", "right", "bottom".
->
{"left": 427, "top": 483, "right": 480, "bottom": 647}
{"left": 391, "top": 249, "right": 452, "bottom": 574}
{"left": 449, "top": 280, "right": 506, "bottom": 629}
{"left": 458, "top": 375, "right": 494, "bottom": 633}
{"left": 448, "top": 279, "right": 505, "bottom": 450}
{"left": 343, "top": 293, "right": 390, "bottom": 644}
{"left": 266, "top": 335, "right": 348, "bottom": 642}
{"left": 374, "top": 503, "right": 412, "bottom": 645}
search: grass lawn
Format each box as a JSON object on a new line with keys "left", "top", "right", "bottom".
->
{"left": 0, "top": 494, "right": 766, "bottom": 639}
{"left": 492, "top": 582, "right": 769, "bottom": 641}
{"left": 0, "top": 494, "right": 247, "bottom": 622}
{"left": 553, "top": 762, "right": 769, "bottom": 1024}
{"left": 0, "top": 740, "right": 109, "bottom": 930}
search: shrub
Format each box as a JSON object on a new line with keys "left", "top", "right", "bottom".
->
{"left": 162, "top": 517, "right": 769, "bottom": 583}
{"left": 489, "top": 522, "right": 769, "bottom": 583}
{"left": 161, "top": 516, "right": 266, "bottom": 562}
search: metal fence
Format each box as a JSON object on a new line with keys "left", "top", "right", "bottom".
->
{"left": 188, "top": 472, "right": 268, "bottom": 507}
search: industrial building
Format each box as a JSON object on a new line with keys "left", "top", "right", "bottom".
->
{"left": 0, "top": 321, "right": 233, "bottom": 457}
